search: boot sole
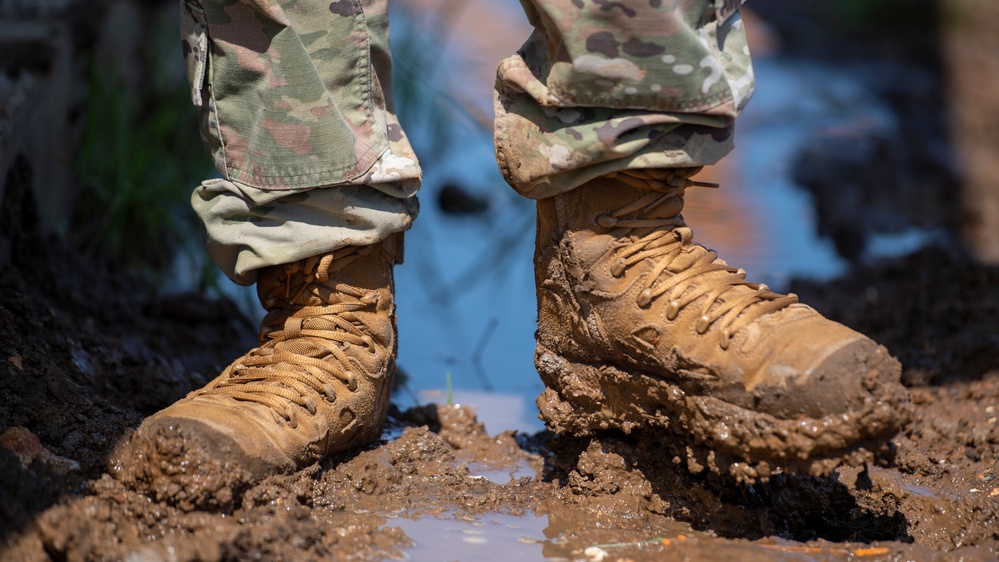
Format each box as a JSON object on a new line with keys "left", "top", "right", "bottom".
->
{"left": 535, "top": 343, "right": 911, "bottom": 483}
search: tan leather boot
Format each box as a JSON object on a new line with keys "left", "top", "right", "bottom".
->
{"left": 110, "top": 236, "right": 401, "bottom": 510}
{"left": 534, "top": 169, "right": 911, "bottom": 482}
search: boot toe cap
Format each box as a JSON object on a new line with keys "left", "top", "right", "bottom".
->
{"left": 754, "top": 336, "right": 907, "bottom": 426}
{"left": 108, "top": 405, "right": 273, "bottom": 511}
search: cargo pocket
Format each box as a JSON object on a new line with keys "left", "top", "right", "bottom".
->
{"left": 180, "top": 0, "right": 209, "bottom": 108}
{"left": 174, "top": 0, "right": 391, "bottom": 190}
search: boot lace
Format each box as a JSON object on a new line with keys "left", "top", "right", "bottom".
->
{"left": 599, "top": 169, "right": 798, "bottom": 350}
{"left": 203, "top": 246, "right": 382, "bottom": 427}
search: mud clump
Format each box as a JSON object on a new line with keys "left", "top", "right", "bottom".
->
{"left": 107, "top": 421, "right": 258, "bottom": 513}
{"left": 537, "top": 341, "right": 910, "bottom": 484}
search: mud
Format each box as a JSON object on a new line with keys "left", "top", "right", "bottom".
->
{"left": 3, "top": 167, "right": 999, "bottom": 561}
{"left": 535, "top": 341, "right": 907, "bottom": 485}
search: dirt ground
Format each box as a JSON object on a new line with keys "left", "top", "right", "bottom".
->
{"left": 3, "top": 2, "right": 999, "bottom": 560}
{"left": 0, "top": 153, "right": 999, "bottom": 560}
{"left": 2, "top": 161, "right": 999, "bottom": 561}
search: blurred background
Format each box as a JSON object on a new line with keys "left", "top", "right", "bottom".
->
{"left": 2, "top": 0, "right": 997, "bottom": 432}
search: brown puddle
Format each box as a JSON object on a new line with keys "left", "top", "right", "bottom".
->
{"left": 390, "top": 511, "right": 551, "bottom": 560}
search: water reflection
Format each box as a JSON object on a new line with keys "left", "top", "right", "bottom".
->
{"left": 391, "top": 511, "right": 550, "bottom": 561}
{"left": 385, "top": 498, "right": 852, "bottom": 562}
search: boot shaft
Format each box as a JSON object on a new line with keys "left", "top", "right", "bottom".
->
{"left": 257, "top": 233, "right": 403, "bottom": 311}
{"left": 253, "top": 234, "right": 403, "bottom": 350}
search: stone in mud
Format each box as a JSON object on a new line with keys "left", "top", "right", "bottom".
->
{"left": 0, "top": 426, "right": 79, "bottom": 475}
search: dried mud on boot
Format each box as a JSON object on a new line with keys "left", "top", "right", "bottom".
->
{"left": 542, "top": 432, "right": 912, "bottom": 543}
{"left": 533, "top": 170, "right": 913, "bottom": 485}
{"left": 536, "top": 342, "right": 910, "bottom": 484}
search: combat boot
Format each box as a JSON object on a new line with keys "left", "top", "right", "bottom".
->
{"left": 110, "top": 236, "right": 402, "bottom": 510}
{"left": 534, "top": 169, "right": 911, "bottom": 482}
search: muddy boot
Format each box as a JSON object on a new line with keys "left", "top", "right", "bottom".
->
{"left": 534, "top": 169, "right": 911, "bottom": 482}
{"left": 109, "top": 236, "right": 402, "bottom": 510}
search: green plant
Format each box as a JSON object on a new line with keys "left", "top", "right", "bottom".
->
{"left": 72, "top": 18, "right": 214, "bottom": 283}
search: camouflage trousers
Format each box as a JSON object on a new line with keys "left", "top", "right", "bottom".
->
{"left": 181, "top": 0, "right": 751, "bottom": 284}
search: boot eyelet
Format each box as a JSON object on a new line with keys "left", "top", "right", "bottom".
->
{"left": 695, "top": 315, "right": 711, "bottom": 334}
{"left": 636, "top": 289, "right": 653, "bottom": 308}
{"left": 596, "top": 214, "right": 618, "bottom": 228}
{"left": 346, "top": 372, "right": 358, "bottom": 392}
{"left": 362, "top": 335, "right": 376, "bottom": 353}
{"left": 323, "top": 384, "right": 337, "bottom": 402}
{"left": 361, "top": 292, "right": 379, "bottom": 305}
{"left": 286, "top": 410, "right": 298, "bottom": 429}
{"left": 270, "top": 409, "right": 285, "bottom": 425}
{"left": 610, "top": 259, "right": 626, "bottom": 278}
{"left": 719, "top": 328, "right": 731, "bottom": 350}
{"left": 665, "top": 300, "right": 680, "bottom": 320}
{"left": 304, "top": 396, "right": 318, "bottom": 415}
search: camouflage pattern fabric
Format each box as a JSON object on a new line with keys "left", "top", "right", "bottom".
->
{"left": 190, "top": 178, "right": 418, "bottom": 285}
{"left": 180, "top": 0, "right": 419, "bottom": 191}
{"left": 180, "top": 0, "right": 750, "bottom": 283}
{"left": 180, "top": 0, "right": 420, "bottom": 284}
{"left": 495, "top": 0, "right": 753, "bottom": 198}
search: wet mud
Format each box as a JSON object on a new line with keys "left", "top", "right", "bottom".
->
{"left": 535, "top": 340, "right": 908, "bottom": 485}
{"left": 2, "top": 176, "right": 999, "bottom": 561}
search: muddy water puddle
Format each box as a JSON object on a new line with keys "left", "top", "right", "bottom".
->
{"left": 387, "top": 505, "right": 719, "bottom": 562}
{"left": 385, "top": 505, "right": 898, "bottom": 562}
{"left": 467, "top": 461, "right": 536, "bottom": 485}
{"left": 390, "top": 511, "right": 550, "bottom": 560}
{"left": 388, "top": 512, "right": 725, "bottom": 562}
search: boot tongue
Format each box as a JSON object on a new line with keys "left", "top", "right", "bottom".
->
{"left": 632, "top": 214, "right": 725, "bottom": 280}
{"left": 632, "top": 192, "right": 734, "bottom": 279}
{"left": 646, "top": 190, "right": 685, "bottom": 218}
{"left": 624, "top": 192, "right": 699, "bottom": 271}
{"left": 276, "top": 337, "right": 330, "bottom": 359}
{"left": 663, "top": 228, "right": 707, "bottom": 273}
